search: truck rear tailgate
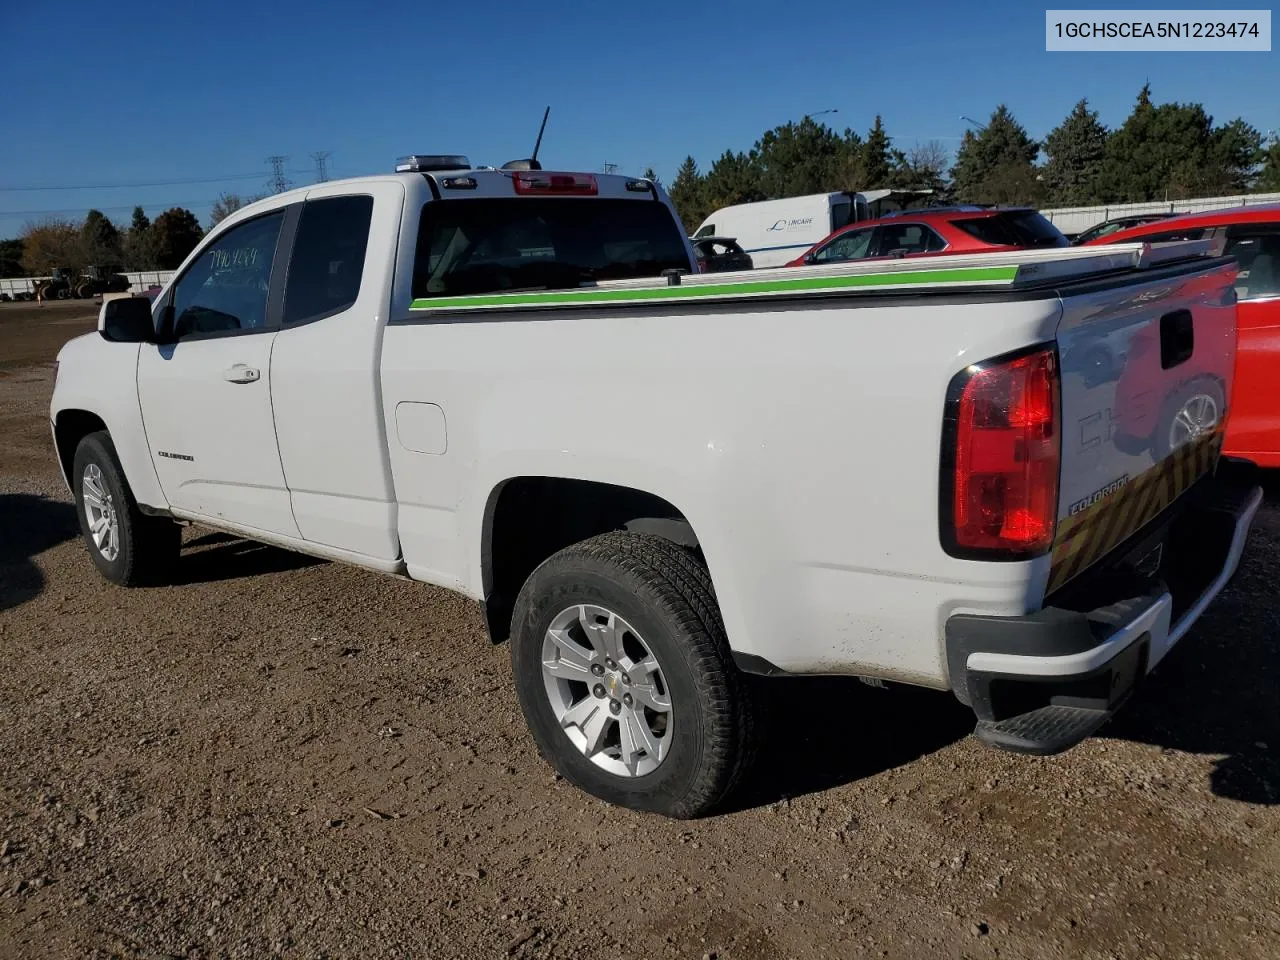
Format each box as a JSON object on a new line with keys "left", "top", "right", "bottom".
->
{"left": 1048, "top": 258, "right": 1239, "bottom": 597}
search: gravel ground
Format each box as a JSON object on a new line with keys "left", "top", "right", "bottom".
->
{"left": 2, "top": 300, "right": 1278, "bottom": 960}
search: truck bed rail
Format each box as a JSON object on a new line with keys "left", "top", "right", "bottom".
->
{"left": 407, "top": 241, "right": 1224, "bottom": 315}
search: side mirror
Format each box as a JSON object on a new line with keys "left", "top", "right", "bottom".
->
{"left": 99, "top": 296, "right": 156, "bottom": 343}
{"left": 802, "top": 254, "right": 816, "bottom": 265}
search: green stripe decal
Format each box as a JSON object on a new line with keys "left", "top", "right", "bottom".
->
{"left": 409, "top": 265, "right": 1020, "bottom": 311}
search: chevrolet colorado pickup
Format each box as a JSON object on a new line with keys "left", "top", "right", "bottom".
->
{"left": 50, "top": 156, "right": 1263, "bottom": 818}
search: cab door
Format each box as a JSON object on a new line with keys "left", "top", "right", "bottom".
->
{"left": 136, "top": 205, "right": 303, "bottom": 538}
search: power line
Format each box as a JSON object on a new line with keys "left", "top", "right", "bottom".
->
{"left": 0, "top": 199, "right": 220, "bottom": 220}
{"left": 0, "top": 172, "right": 265, "bottom": 192}
{"left": 266, "top": 155, "right": 291, "bottom": 194}
{"left": 0, "top": 169, "right": 318, "bottom": 192}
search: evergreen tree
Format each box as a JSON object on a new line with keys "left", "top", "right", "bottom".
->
{"left": 862, "top": 116, "right": 893, "bottom": 188}
{"left": 751, "top": 117, "right": 842, "bottom": 198}
{"left": 151, "top": 208, "right": 204, "bottom": 270}
{"left": 950, "top": 105, "right": 1041, "bottom": 204}
{"left": 80, "top": 210, "right": 122, "bottom": 265}
{"left": 123, "top": 206, "right": 156, "bottom": 270}
{"left": 832, "top": 129, "right": 867, "bottom": 191}
{"left": 702, "top": 150, "right": 765, "bottom": 213}
{"left": 1041, "top": 99, "right": 1108, "bottom": 205}
{"left": 668, "top": 156, "right": 706, "bottom": 233}
{"left": 1256, "top": 135, "right": 1280, "bottom": 192}
{"left": 1099, "top": 84, "right": 1259, "bottom": 201}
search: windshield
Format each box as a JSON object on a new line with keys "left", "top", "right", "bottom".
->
{"left": 412, "top": 198, "right": 691, "bottom": 299}
{"left": 951, "top": 211, "right": 1069, "bottom": 249}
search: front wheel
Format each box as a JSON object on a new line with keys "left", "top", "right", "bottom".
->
{"left": 509, "top": 533, "right": 755, "bottom": 819}
{"left": 72, "top": 431, "right": 179, "bottom": 586}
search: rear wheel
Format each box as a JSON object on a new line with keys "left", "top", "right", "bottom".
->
{"left": 510, "top": 533, "right": 754, "bottom": 819}
{"left": 72, "top": 431, "right": 179, "bottom": 586}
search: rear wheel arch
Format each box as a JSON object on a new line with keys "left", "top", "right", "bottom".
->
{"left": 479, "top": 476, "right": 707, "bottom": 645}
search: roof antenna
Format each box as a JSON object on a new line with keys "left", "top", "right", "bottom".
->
{"left": 502, "top": 106, "right": 550, "bottom": 171}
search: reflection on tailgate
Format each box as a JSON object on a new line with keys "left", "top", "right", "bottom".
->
{"left": 1046, "top": 429, "right": 1223, "bottom": 594}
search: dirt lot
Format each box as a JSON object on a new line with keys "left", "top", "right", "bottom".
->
{"left": 1, "top": 299, "right": 1278, "bottom": 960}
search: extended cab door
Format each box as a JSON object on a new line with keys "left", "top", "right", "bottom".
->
{"left": 268, "top": 181, "right": 405, "bottom": 561}
{"left": 137, "top": 206, "right": 303, "bottom": 539}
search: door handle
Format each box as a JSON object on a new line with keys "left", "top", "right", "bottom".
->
{"left": 223, "top": 364, "right": 260, "bottom": 384}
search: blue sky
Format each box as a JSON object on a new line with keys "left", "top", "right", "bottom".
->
{"left": 0, "top": 0, "right": 1275, "bottom": 239}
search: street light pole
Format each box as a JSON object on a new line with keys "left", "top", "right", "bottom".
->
{"left": 959, "top": 115, "right": 987, "bottom": 133}
{"left": 804, "top": 108, "right": 839, "bottom": 122}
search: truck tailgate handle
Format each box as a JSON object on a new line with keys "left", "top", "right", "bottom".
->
{"left": 1160, "top": 309, "right": 1194, "bottom": 369}
{"left": 223, "top": 364, "right": 261, "bottom": 384}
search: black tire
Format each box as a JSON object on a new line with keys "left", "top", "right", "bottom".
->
{"left": 71, "top": 431, "right": 179, "bottom": 586}
{"left": 510, "top": 532, "right": 755, "bottom": 819}
{"left": 1152, "top": 377, "right": 1225, "bottom": 460}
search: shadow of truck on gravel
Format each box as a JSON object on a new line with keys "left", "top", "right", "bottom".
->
{"left": 174, "top": 530, "right": 323, "bottom": 585}
{"left": 0, "top": 493, "right": 78, "bottom": 612}
{"left": 729, "top": 475, "right": 1280, "bottom": 812}
{"left": 1102, "top": 477, "right": 1280, "bottom": 806}
{"left": 725, "top": 678, "right": 975, "bottom": 812}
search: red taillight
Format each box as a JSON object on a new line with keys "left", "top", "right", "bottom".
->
{"left": 946, "top": 348, "right": 1060, "bottom": 556}
{"left": 511, "top": 172, "right": 598, "bottom": 196}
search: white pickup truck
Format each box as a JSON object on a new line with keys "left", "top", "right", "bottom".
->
{"left": 51, "top": 155, "right": 1263, "bottom": 818}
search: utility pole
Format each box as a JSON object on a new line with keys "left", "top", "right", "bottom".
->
{"left": 602, "top": 162, "right": 619, "bottom": 175}
{"left": 312, "top": 151, "right": 332, "bottom": 183}
{"left": 266, "top": 155, "right": 291, "bottom": 194}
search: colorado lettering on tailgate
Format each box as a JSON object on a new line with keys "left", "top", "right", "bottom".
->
{"left": 1046, "top": 430, "right": 1224, "bottom": 594}
{"left": 1068, "top": 475, "right": 1130, "bottom": 515}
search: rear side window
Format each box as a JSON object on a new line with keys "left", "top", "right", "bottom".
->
{"left": 952, "top": 211, "right": 1069, "bottom": 249}
{"left": 1224, "top": 224, "right": 1280, "bottom": 300}
{"left": 873, "top": 222, "right": 946, "bottom": 256}
{"left": 1136, "top": 227, "right": 1207, "bottom": 244}
{"left": 413, "top": 198, "right": 692, "bottom": 299}
{"left": 284, "top": 195, "right": 374, "bottom": 325}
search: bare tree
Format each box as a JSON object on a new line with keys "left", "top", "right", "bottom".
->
{"left": 209, "top": 192, "right": 264, "bottom": 229}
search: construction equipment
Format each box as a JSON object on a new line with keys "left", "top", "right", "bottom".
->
{"left": 36, "top": 266, "right": 130, "bottom": 300}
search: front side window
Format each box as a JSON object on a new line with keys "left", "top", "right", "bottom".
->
{"left": 412, "top": 198, "right": 692, "bottom": 299}
{"left": 283, "top": 195, "right": 374, "bottom": 325}
{"left": 171, "top": 212, "right": 284, "bottom": 339}
{"left": 813, "top": 228, "right": 873, "bottom": 263}
{"left": 1224, "top": 224, "right": 1280, "bottom": 300}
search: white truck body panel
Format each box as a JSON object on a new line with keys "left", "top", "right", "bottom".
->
{"left": 50, "top": 169, "right": 1246, "bottom": 695}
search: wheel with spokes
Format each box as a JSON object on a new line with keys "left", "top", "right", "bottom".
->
{"left": 510, "top": 533, "right": 754, "bottom": 819}
{"left": 72, "top": 431, "right": 179, "bottom": 586}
